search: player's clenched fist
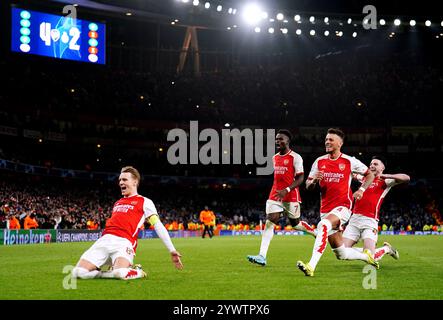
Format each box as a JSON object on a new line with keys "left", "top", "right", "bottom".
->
{"left": 171, "top": 251, "right": 183, "bottom": 270}
{"left": 313, "top": 171, "right": 324, "bottom": 183}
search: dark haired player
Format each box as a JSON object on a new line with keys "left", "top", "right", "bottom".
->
{"left": 297, "top": 128, "right": 378, "bottom": 276}
{"left": 247, "top": 129, "right": 316, "bottom": 266}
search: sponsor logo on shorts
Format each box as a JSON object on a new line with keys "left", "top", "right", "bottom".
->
{"left": 126, "top": 247, "right": 134, "bottom": 256}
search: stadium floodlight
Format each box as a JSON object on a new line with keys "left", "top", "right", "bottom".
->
{"left": 227, "top": 26, "right": 231, "bottom": 30}
{"left": 254, "top": 27, "right": 261, "bottom": 33}
{"left": 347, "top": 18, "right": 352, "bottom": 24}
{"left": 281, "top": 28, "right": 288, "bottom": 34}
{"left": 232, "top": 8, "right": 237, "bottom": 15}
{"left": 296, "top": 29, "right": 302, "bottom": 35}
{"left": 310, "top": 29, "right": 315, "bottom": 36}
{"left": 309, "top": 16, "right": 315, "bottom": 23}
{"left": 441, "top": 21, "right": 443, "bottom": 27}
{"left": 276, "top": 13, "right": 284, "bottom": 21}
{"left": 425, "top": 20, "right": 431, "bottom": 27}
{"left": 294, "top": 14, "right": 301, "bottom": 22}
{"left": 324, "top": 30, "right": 329, "bottom": 36}
{"left": 261, "top": 11, "right": 268, "bottom": 19}
{"left": 182, "top": 0, "right": 189, "bottom": 3}
{"left": 204, "top": 2, "right": 210, "bottom": 9}
{"left": 217, "top": 5, "right": 222, "bottom": 12}
{"left": 352, "top": 32, "right": 357, "bottom": 37}
{"left": 224, "top": 123, "right": 230, "bottom": 127}
{"left": 283, "top": 19, "right": 288, "bottom": 23}
{"left": 379, "top": 19, "right": 386, "bottom": 25}
{"left": 242, "top": 4, "right": 263, "bottom": 25}
{"left": 394, "top": 19, "right": 401, "bottom": 26}
{"left": 268, "top": 27, "right": 274, "bottom": 34}
{"left": 337, "top": 31, "right": 343, "bottom": 37}
{"left": 193, "top": 0, "right": 199, "bottom": 6}
{"left": 324, "top": 17, "right": 329, "bottom": 24}
{"left": 410, "top": 20, "right": 416, "bottom": 26}
{"left": 228, "top": 8, "right": 233, "bottom": 14}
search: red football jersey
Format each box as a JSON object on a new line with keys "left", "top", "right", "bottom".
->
{"left": 353, "top": 176, "right": 398, "bottom": 220}
{"left": 308, "top": 153, "right": 368, "bottom": 213}
{"left": 268, "top": 150, "right": 304, "bottom": 202}
{"left": 102, "top": 194, "right": 157, "bottom": 252}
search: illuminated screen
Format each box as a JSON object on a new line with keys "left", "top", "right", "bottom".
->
{"left": 11, "top": 7, "right": 106, "bottom": 64}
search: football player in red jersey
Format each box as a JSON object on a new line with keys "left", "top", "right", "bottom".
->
{"left": 72, "top": 166, "right": 183, "bottom": 280}
{"left": 297, "top": 128, "right": 378, "bottom": 276}
{"left": 247, "top": 129, "right": 316, "bottom": 266}
{"left": 343, "top": 156, "right": 410, "bottom": 262}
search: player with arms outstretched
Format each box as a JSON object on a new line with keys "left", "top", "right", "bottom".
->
{"left": 72, "top": 166, "right": 183, "bottom": 280}
{"left": 343, "top": 156, "right": 410, "bottom": 262}
{"left": 297, "top": 128, "right": 378, "bottom": 277}
{"left": 247, "top": 129, "right": 316, "bottom": 266}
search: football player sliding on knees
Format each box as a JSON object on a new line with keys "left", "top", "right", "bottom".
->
{"left": 297, "top": 128, "right": 378, "bottom": 277}
{"left": 343, "top": 156, "right": 410, "bottom": 263}
{"left": 72, "top": 166, "right": 183, "bottom": 281}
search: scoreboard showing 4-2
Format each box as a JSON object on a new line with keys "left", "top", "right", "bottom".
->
{"left": 11, "top": 7, "right": 105, "bottom": 64}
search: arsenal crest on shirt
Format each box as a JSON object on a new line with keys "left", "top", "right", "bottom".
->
{"left": 339, "top": 163, "right": 346, "bottom": 171}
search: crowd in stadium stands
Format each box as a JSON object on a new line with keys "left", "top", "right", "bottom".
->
{"left": 0, "top": 47, "right": 441, "bottom": 178}
{"left": 1, "top": 176, "right": 442, "bottom": 233}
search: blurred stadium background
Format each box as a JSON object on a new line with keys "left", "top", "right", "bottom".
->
{"left": 0, "top": 0, "right": 442, "bottom": 300}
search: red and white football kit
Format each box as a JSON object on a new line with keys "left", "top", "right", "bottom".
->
{"left": 81, "top": 194, "right": 157, "bottom": 268}
{"left": 343, "top": 176, "right": 398, "bottom": 242}
{"left": 307, "top": 153, "right": 368, "bottom": 234}
{"left": 266, "top": 150, "right": 304, "bottom": 218}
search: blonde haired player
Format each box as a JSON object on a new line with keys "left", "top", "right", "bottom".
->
{"left": 72, "top": 166, "right": 183, "bottom": 280}
{"left": 343, "top": 156, "right": 410, "bottom": 262}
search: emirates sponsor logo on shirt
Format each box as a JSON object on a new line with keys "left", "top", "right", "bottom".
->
{"left": 274, "top": 166, "right": 288, "bottom": 174}
{"left": 113, "top": 204, "right": 135, "bottom": 213}
{"left": 323, "top": 172, "right": 345, "bottom": 183}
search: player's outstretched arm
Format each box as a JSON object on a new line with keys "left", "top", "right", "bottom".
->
{"left": 148, "top": 215, "right": 184, "bottom": 270}
{"left": 380, "top": 173, "right": 411, "bottom": 184}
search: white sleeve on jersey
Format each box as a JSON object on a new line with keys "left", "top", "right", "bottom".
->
{"left": 308, "top": 157, "right": 319, "bottom": 179}
{"left": 384, "top": 178, "right": 399, "bottom": 188}
{"left": 293, "top": 153, "right": 304, "bottom": 175}
{"left": 143, "top": 197, "right": 158, "bottom": 218}
{"left": 353, "top": 173, "right": 364, "bottom": 183}
{"left": 350, "top": 157, "right": 369, "bottom": 175}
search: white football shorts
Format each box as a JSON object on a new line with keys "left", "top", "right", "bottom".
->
{"left": 80, "top": 234, "right": 135, "bottom": 268}
{"left": 342, "top": 214, "right": 379, "bottom": 242}
{"left": 266, "top": 200, "right": 301, "bottom": 219}
{"left": 320, "top": 206, "right": 352, "bottom": 236}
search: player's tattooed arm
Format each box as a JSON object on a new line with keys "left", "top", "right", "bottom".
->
{"left": 380, "top": 173, "right": 411, "bottom": 184}
{"left": 353, "top": 171, "right": 375, "bottom": 200}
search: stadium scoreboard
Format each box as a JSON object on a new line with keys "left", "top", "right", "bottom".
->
{"left": 11, "top": 7, "right": 106, "bottom": 64}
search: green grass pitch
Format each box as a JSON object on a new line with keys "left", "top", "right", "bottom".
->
{"left": 0, "top": 235, "right": 442, "bottom": 300}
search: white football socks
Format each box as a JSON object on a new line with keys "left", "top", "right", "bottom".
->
{"left": 259, "top": 220, "right": 275, "bottom": 258}
{"left": 294, "top": 220, "right": 317, "bottom": 237}
{"left": 308, "top": 219, "right": 332, "bottom": 270}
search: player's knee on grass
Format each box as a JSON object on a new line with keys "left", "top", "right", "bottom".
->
{"left": 267, "top": 212, "right": 280, "bottom": 225}
{"left": 289, "top": 218, "right": 300, "bottom": 227}
{"left": 72, "top": 266, "right": 99, "bottom": 279}
{"left": 332, "top": 246, "right": 348, "bottom": 260}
